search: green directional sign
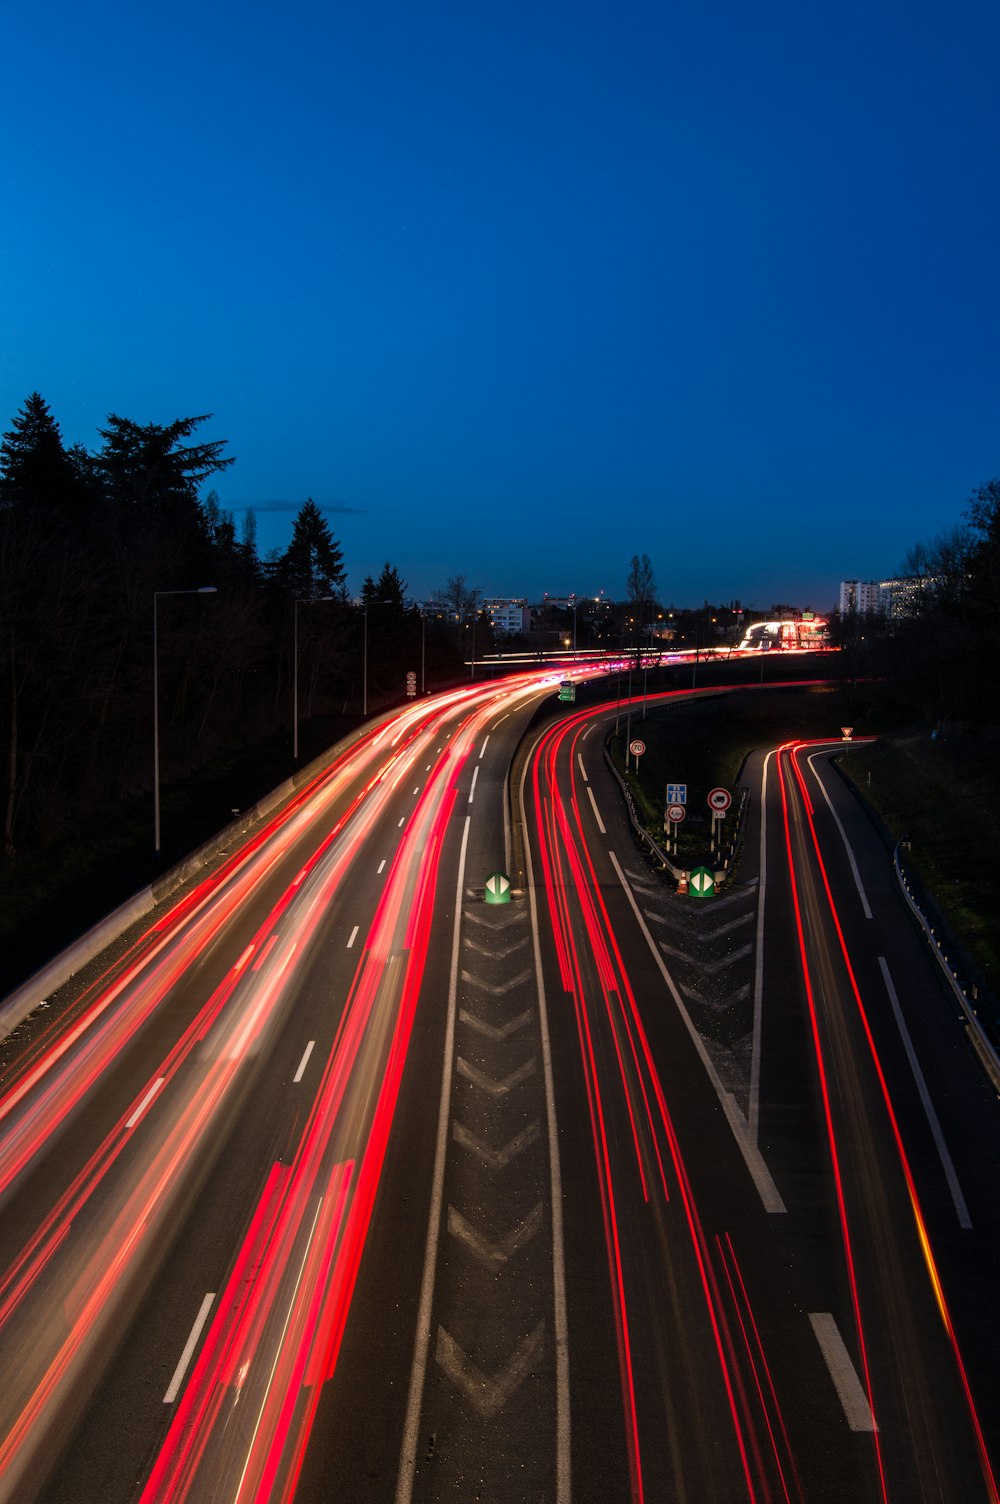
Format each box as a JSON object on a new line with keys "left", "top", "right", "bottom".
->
{"left": 689, "top": 866, "right": 716, "bottom": 899}
{"left": 558, "top": 680, "right": 576, "bottom": 702}
{"left": 484, "top": 871, "right": 512, "bottom": 905}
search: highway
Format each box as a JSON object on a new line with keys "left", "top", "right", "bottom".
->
{"left": 0, "top": 672, "right": 997, "bottom": 1503}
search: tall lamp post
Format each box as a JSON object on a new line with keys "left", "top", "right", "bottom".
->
{"left": 363, "top": 598, "right": 393, "bottom": 717}
{"left": 154, "top": 586, "right": 217, "bottom": 855}
{"left": 294, "top": 595, "right": 335, "bottom": 760}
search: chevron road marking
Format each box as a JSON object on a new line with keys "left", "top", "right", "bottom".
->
{"left": 452, "top": 1119, "right": 541, "bottom": 1169}
{"left": 460, "top": 967, "right": 533, "bottom": 995}
{"left": 459, "top": 1007, "right": 532, "bottom": 1041}
{"left": 464, "top": 906, "right": 524, "bottom": 929}
{"left": 447, "top": 1202, "right": 543, "bottom": 1268}
{"left": 456, "top": 1056, "right": 536, "bottom": 1097}
{"left": 462, "top": 935, "right": 529, "bottom": 960}
{"left": 697, "top": 910, "right": 755, "bottom": 942}
{"left": 435, "top": 1322, "right": 546, "bottom": 1419}
{"left": 701, "top": 943, "right": 754, "bottom": 974}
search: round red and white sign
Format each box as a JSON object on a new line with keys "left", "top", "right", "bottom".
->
{"left": 629, "top": 739, "right": 646, "bottom": 757}
{"left": 667, "top": 803, "right": 686, "bottom": 823}
{"left": 708, "top": 787, "right": 732, "bottom": 812}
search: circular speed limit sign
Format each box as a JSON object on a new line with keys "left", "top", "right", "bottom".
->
{"left": 666, "top": 803, "right": 686, "bottom": 823}
{"left": 707, "top": 787, "right": 732, "bottom": 813}
{"left": 629, "top": 739, "right": 646, "bottom": 757}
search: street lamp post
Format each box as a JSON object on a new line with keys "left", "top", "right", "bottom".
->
{"left": 154, "top": 587, "right": 217, "bottom": 855}
{"left": 363, "top": 598, "right": 393, "bottom": 717}
{"left": 294, "top": 596, "right": 336, "bottom": 760}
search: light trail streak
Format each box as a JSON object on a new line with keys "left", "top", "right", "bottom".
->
{"left": 776, "top": 740, "right": 889, "bottom": 1503}
{"left": 526, "top": 689, "right": 807, "bottom": 1503}
{"left": 786, "top": 744, "right": 999, "bottom": 1503}
{"left": 0, "top": 669, "right": 561, "bottom": 1502}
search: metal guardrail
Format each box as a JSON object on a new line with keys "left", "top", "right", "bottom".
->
{"left": 893, "top": 839, "right": 1000, "bottom": 1095}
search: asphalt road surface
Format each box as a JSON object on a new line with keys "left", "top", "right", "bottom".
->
{"left": 0, "top": 671, "right": 996, "bottom": 1504}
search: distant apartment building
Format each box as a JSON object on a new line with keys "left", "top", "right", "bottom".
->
{"left": 482, "top": 597, "right": 530, "bottom": 636}
{"left": 839, "top": 577, "right": 937, "bottom": 619}
{"left": 838, "top": 579, "right": 882, "bottom": 615}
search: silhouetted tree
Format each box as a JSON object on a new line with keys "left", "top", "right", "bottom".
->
{"left": 279, "top": 499, "right": 347, "bottom": 599}
{"left": 0, "top": 392, "right": 88, "bottom": 516}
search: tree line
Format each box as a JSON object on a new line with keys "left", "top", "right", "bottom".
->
{"left": 0, "top": 393, "right": 464, "bottom": 862}
{"left": 832, "top": 479, "right": 1000, "bottom": 729}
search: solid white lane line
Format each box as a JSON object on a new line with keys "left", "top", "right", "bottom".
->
{"left": 480, "top": 735, "right": 490, "bottom": 759}
{"left": 611, "top": 850, "right": 786, "bottom": 1214}
{"left": 878, "top": 957, "right": 972, "bottom": 1227}
{"left": 468, "top": 765, "right": 479, "bottom": 805}
{"left": 377, "top": 859, "right": 387, "bottom": 874}
{"left": 577, "top": 754, "right": 588, "bottom": 783}
{"left": 396, "top": 817, "right": 472, "bottom": 1504}
{"left": 808, "top": 1313, "right": 878, "bottom": 1432}
{"left": 586, "top": 785, "right": 606, "bottom": 834}
{"left": 807, "top": 752, "right": 872, "bottom": 918}
{"left": 347, "top": 925, "right": 359, "bottom": 948}
{"left": 293, "top": 1040, "right": 316, "bottom": 1083}
{"left": 520, "top": 737, "right": 571, "bottom": 1504}
{"left": 126, "top": 1077, "right": 165, "bottom": 1130}
{"left": 164, "top": 1293, "right": 216, "bottom": 1403}
{"left": 751, "top": 751, "right": 774, "bottom": 1140}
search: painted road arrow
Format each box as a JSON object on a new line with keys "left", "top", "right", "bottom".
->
{"left": 447, "top": 1203, "right": 543, "bottom": 1268}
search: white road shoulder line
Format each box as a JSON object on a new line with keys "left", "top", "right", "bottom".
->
{"left": 808, "top": 1312, "right": 878, "bottom": 1431}
{"left": 521, "top": 738, "right": 571, "bottom": 1504}
{"left": 878, "top": 957, "right": 972, "bottom": 1227}
{"left": 610, "top": 850, "right": 786, "bottom": 1214}
{"left": 293, "top": 1040, "right": 315, "bottom": 1083}
{"left": 750, "top": 752, "right": 773, "bottom": 1140}
{"left": 586, "top": 785, "right": 606, "bottom": 835}
{"left": 164, "top": 1293, "right": 216, "bottom": 1403}
{"left": 806, "top": 752, "right": 872, "bottom": 918}
{"left": 395, "top": 815, "right": 472, "bottom": 1504}
{"left": 126, "top": 1077, "right": 165, "bottom": 1130}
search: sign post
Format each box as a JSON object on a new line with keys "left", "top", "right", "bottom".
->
{"left": 666, "top": 802, "right": 685, "bottom": 855}
{"left": 707, "top": 787, "right": 731, "bottom": 856}
{"left": 406, "top": 670, "right": 417, "bottom": 698}
{"left": 629, "top": 738, "right": 645, "bottom": 774}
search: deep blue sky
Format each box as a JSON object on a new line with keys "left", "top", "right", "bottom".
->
{"left": 3, "top": 1, "right": 997, "bottom": 610}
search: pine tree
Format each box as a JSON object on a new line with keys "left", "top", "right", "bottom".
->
{"left": 0, "top": 393, "right": 86, "bottom": 514}
{"left": 281, "top": 499, "right": 347, "bottom": 599}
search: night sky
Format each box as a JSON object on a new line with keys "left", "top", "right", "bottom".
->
{"left": 3, "top": 0, "right": 997, "bottom": 610}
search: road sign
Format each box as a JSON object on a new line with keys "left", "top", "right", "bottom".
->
{"left": 558, "top": 680, "right": 576, "bottom": 702}
{"left": 707, "top": 787, "right": 731, "bottom": 812}
{"left": 484, "top": 871, "right": 512, "bottom": 905}
{"left": 689, "top": 866, "right": 715, "bottom": 898}
{"left": 406, "top": 670, "right": 417, "bottom": 698}
{"left": 629, "top": 739, "right": 646, "bottom": 757}
{"left": 841, "top": 726, "right": 853, "bottom": 740}
{"left": 666, "top": 804, "right": 686, "bottom": 823}
{"left": 667, "top": 783, "right": 687, "bottom": 805}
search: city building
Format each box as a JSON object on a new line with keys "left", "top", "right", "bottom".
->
{"left": 839, "top": 577, "right": 939, "bottom": 619}
{"left": 481, "top": 597, "right": 530, "bottom": 636}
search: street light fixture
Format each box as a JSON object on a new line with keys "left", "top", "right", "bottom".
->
{"left": 294, "top": 596, "right": 336, "bottom": 760}
{"left": 154, "top": 587, "right": 217, "bottom": 855}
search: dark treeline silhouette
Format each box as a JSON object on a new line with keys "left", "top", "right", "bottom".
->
{"left": 0, "top": 393, "right": 462, "bottom": 864}
{"left": 830, "top": 478, "right": 1000, "bottom": 730}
